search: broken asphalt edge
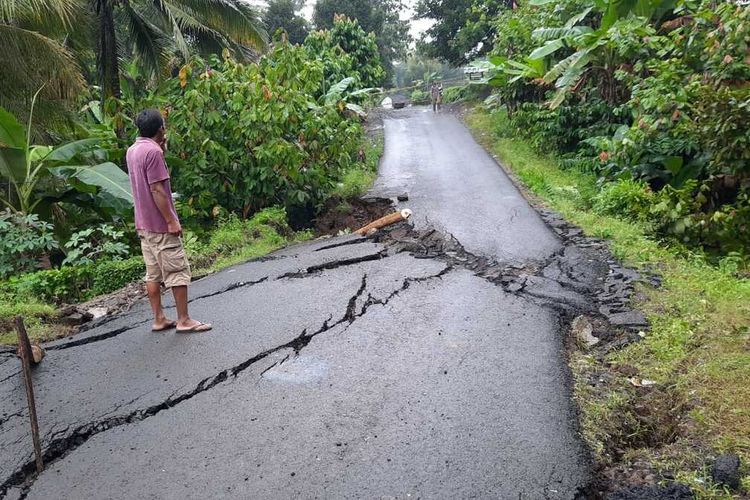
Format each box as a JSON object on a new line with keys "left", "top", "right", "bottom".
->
{"left": 2, "top": 203, "right": 654, "bottom": 499}
{"left": 0, "top": 247, "right": 451, "bottom": 498}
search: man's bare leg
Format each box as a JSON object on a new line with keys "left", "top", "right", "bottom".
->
{"left": 147, "top": 281, "right": 175, "bottom": 331}
{"left": 172, "top": 285, "right": 212, "bottom": 332}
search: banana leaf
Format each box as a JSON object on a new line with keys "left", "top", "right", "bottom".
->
{"left": 50, "top": 162, "right": 133, "bottom": 204}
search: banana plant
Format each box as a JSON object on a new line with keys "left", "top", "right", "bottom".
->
{"left": 474, "top": 55, "right": 546, "bottom": 88}
{"left": 0, "top": 89, "right": 132, "bottom": 216}
{"left": 321, "top": 77, "right": 380, "bottom": 118}
{"left": 523, "top": 0, "right": 674, "bottom": 108}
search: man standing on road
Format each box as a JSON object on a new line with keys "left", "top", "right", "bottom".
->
{"left": 127, "top": 109, "right": 212, "bottom": 333}
{"left": 430, "top": 82, "right": 441, "bottom": 113}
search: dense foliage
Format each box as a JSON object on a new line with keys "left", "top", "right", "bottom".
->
{"left": 164, "top": 42, "right": 365, "bottom": 221}
{"left": 0, "top": 208, "right": 294, "bottom": 307}
{"left": 305, "top": 16, "right": 385, "bottom": 90}
{"left": 0, "top": 0, "right": 267, "bottom": 129}
{"left": 263, "top": 0, "right": 310, "bottom": 45}
{"left": 0, "top": 211, "right": 58, "bottom": 278}
{"left": 481, "top": 0, "right": 750, "bottom": 258}
{"left": 313, "top": 0, "right": 411, "bottom": 82}
{"left": 415, "top": 0, "right": 508, "bottom": 65}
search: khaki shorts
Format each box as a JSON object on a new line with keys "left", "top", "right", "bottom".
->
{"left": 138, "top": 231, "right": 191, "bottom": 288}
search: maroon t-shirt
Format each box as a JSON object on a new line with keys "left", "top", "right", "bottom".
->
{"left": 126, "top": 137, "right": 179, "bottom": 233}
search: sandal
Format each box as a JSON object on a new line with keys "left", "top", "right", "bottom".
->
{"left": 152, "top": 320, "right": 177, "bottom": 332}
{"left": 176, "top": 322, "right": 213, "bottom": 333}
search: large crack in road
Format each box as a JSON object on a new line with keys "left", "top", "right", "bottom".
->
{"left": 1, "top": 221, "right": 643, "bottom": 499}
{"left": 1, "top": 108, "right": 651, "bottom": 499}
{"left": 0, "top": 241, "right": 453, "bottom": 498}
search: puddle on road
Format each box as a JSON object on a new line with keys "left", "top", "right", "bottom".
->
{"left": 263, "top": 356, "right": 329, "bottom": 384}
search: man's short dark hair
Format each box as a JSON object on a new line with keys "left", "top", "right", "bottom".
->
{"left": 135, "top": 109, "right": 164, "bottom": 138}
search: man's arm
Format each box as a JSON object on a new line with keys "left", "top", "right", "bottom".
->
{"left": 150, "top": 181, "right": 181, "bottom": 235}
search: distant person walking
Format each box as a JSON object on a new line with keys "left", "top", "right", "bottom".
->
{"left": 430, "top": 83, "right": 442, "bottom": 112}
{"left": 126, "top": 109, "right": 212, "bottom": 333}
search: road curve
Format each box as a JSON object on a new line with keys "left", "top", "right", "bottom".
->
{"left": 371, "top": 107, "right": 561, "bottom": 264}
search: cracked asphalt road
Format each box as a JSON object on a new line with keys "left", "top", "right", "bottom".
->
{"left": 0, "top": 107, "right": 591, "bottom": 499}
{"left": 371, "top": 108, "right": 561, "bottom": 263}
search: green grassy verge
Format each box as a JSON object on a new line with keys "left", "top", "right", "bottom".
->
{"left": 185, "top": 207, "right": 310, "bottom": 276}
{"left": 465, "top": 108, "right": 750, "bottom": 498}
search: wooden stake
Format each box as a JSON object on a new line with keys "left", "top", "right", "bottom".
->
{"left": 15, "top": 316, "right": 44, "bottom": 473}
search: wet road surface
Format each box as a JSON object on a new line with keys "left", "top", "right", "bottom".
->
{"left": 0, "top": 107, "right": 591, "bottom": 499}
{"left": 371, "top": 108, "right": 561, "bottom": 263}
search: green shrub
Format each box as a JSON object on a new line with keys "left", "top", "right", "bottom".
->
{"left": 509, "top": 99, "right": 623, "bottom": 155}
{"left": 90, "top": 258, "right": 146, "bottom": 296}
{"left": 163, "top": 42, "right": 365, "bottom": 224}
{"left": 304, "top": 16, "right": 384, "bottom": 89}
{"left": 0, "top": 210, "right": 59, "bottom": 279}
{"left": 7, "top": 265, "right": 94, "bottom": 304}
{"left": 442, "top": 85, "right": 485, "bottom": 104}
{"left": 594, "top": 179, "right": 655, "bottom": 223}
{"left": 410, "top": 89, "right": 429, "bottom": 103}
{"left": 63, "top": 224, "right": 130, "bottom": 266}
{"left": 2, "top": 256, "right": 145, "bottom": 305}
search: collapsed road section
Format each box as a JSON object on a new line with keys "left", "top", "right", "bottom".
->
{"left": 0, "top": 213, "right": 649, "bottom": 498}
{"left": 1, "top": 107, "right": 655, "bottom": 499}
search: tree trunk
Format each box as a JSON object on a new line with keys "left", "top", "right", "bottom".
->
{"left": 96, "top": 0, "right": 120, "bottom": 102}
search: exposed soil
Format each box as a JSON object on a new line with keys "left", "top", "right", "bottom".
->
{"left": 315, "top": 197, "right": 394, "bottom": 236}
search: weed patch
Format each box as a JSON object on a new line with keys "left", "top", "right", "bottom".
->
{"left": 329, "top": 133, "right": 383, "bottom": 201}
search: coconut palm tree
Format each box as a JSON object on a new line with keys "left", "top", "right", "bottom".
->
{"left": 94, "top": 0, "right": 268, "bottom": 100}
{"left": 0, "top": 0, "right": 85, "bottom": 120}
{"left": 0, "top": 0, "right": 267, "bottom": 116}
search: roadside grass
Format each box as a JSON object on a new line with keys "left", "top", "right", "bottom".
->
{"left": 185, "top": 207, "right": 308, "bottom": 276}
{"left": 0, "top": 299, "right": 59, "bottom": 345}
{"left": 465, "top": 108, "right": 750, "bottom": 498}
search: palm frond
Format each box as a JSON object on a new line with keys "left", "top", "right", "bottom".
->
{"left": 555, "top": 50, "right": 592, "bottom": 88}
{"left": 158, "top": 0, "right": 267, "bottom": 55}
{"left": 183, "top": 0, "right": 266, "bottom": 47}
{"left": 564, "top": 7, "right": 594, "bottom": 28}
{"left": 532, "top": 26, "right": 592, "bottom": 42}
{"left": 529, "top": 39, "right": 564, "bottom": 60}
{"left": 543, "top": 49, "right": 588, "bottom": 84}
{"left": 153, "top": 0, "right": 193, "bottom": 58}
{"left": 545, "top": 49, "right": 593, "bottom": 109}
{"left": 0, "top": 0, "right": 77, "bottom": 28}
{"left": 156, "top": 0, "right": 235, "bottom": 58}
{"left": 120, "top": 2, "right": 170, "bottom": 78}
{"left": 0, "top": 24, "right": 85, "bottom": 104}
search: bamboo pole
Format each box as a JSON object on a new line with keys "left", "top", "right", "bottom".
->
{"left": 354, "top": 209, "right": 413, "bottom": 235}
